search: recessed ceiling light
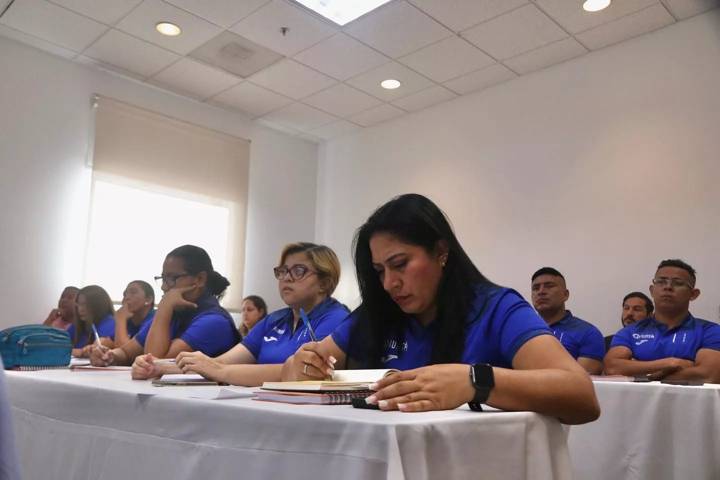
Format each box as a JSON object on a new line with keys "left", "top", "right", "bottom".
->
{"left": 380, "top": 79, "right": 401, "bottom": 90}
{"left": 291, "top": 0, "right": 393, "bottom": 26}
{"left": 583, "top": 0, "right": 611, "bottom": 12}
{"left": 156, "top": 22, "right": 181, "bottom": 36}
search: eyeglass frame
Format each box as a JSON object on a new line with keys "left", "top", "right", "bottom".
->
{"left": 154, "top": 272, "right": 192, "bottom": 288}
{"left": 651, "top": 277, "right": 694, "bottom": 289}
{"left": 273, "top": 264, "right": 318, "bottom": 282}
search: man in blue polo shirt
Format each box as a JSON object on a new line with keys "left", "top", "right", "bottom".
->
{"left": 604, "top": 292, "right": 654, "bottom": 351}
{"left": 531, "top": 267, "right": 604, "bottom": 374}
{"left": 605, "top": 259, "right": 720, "bottom": 382}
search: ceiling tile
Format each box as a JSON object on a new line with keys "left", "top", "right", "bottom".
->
{"left": 576, "top": 4, "right": 675, "bottom": 50}
{"left": 442, "top": 63, "right": 516, "bottom": 95}
{"left": 660, "top": 0, "right": 720, "bottom": 20}
{"left": 398, "top": 36, "right": 495, "bottom": 83}
{"left": 504, "top": 37, "right": 587, "bottom": 75}
{"left": 408, "top": 0, "right": 528, "bottom": 32}
{"left": 209, "top": 81, "right": 293, "bottom": 117}
{"left": 308, "top": 120, "right": 362, "bottom": 140}
{"left": 84, "top": 29, "right": 180, "bottom": 78}
{"left": 534, "top": 0, "right": 656, "bottom": 34}
{"left": 230, "top": 0, "right": 337, "bottom": 56}
{"left": 462, "top": 4, "right": 568, "bottom": 60}
{"left": 164, "top": 0, "right": 270, "bottom": 28}
{"left": 149, "top": 58, "right": 241, "bottom": 100}
{"left": 47, "top": 0, "right": 143, "bottom": 25}
{"left": 344, "top": 0, "right": 453, "bottom": 58}
{"left": 0, "top": 23, "right": 78, "bottom": 59}
{"left": 260, "top": 102, "right": 338, "bottom": 132}
{"left": 293, "top": 32, "right": 389, "bottom": 80}
{"left": 346, "top": 61, "right": 434, "bottom": 101}
{"left": 302, "top": 83, "right": 383, "bottom": 117}
{"left": 391, "top": 85, "right": 457, "bottom": 112}
{"left": 115, "top": 0, "right": 222, "bottom": 55}
{"left": 248, "top": 58, "right": 336, "bottom": 99}
{"left": 348, "top": 103, "right": 406, "bottom": 127}
{"left": 256, "top": 117, "right": 302, "bottom": 135}
{"left": 188, "top": 30, "right": 283, "bottom": 78}
{"left": 75, "top": 54, "right": 147, "bottom": 81}
{"left": 0, "top": 0, "right": 107, "bottom": 52}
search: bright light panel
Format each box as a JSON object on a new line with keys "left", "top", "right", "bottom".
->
{"left": 292, "top": 0, "right": 393, "bottom": 26}
{"left": 583, "top": 0, "right": 611, "bottom": 12}
{"left": 85, "top": 178, "right": 229, "bottom": 302}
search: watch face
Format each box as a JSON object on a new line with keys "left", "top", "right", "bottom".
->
{"left": 472, "top": 364, "right": 494, "bottom": 388}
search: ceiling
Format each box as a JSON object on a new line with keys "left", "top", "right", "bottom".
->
{"left": 1, "top": 0, "right": 717, "bottom": 142}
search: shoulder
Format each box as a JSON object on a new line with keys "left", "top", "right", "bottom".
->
{"left": 693, "top": 317, "right": 720, "bottom": 332}
{"left": 469, "top": 285, "right": 526, "bottom": 318}
{"left": 567, "top": 315, "right": 602, "bottom": 334}
{"left": 317, "top": 298, "right": 350, "bottom": 318}
{"left": 257, "top": 308, "right": 292, "bottom": 330}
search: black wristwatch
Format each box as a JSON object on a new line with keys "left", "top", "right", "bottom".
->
{"left": 468, "top": 363, "right": 494, "bottom": 412}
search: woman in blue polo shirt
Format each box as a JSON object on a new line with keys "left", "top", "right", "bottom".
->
{"left": 133, "top": 242, "right": 349, "bottom": 385}
{"left": 113, "top": 280, "right": 156, "bottom": 347}
{"left": 89, "top": 245, "right": 239, "bottom": 367}
{"left": 283, "top": 194, "right": 599, "bottom": 424}
{"left": 68, "top": 285, "right": 116, "bottom": 357}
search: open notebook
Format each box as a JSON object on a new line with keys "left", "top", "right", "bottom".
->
{"left": 260, "top": 369, "right": 398, "bottom": 392}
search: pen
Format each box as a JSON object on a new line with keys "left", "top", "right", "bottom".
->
{"left": 299, "top": 308, "right": 317, "bottom": 342}
{"left": 91, "top": 324, "right": 103, "bottom": 348}
{"left": 153, "top": 359, "right": 176, "bottom": 365}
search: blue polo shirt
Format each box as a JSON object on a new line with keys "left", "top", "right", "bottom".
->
{"left": 127, "top": 309, "right": 155, "bottom": 338}
{"left": 549, "top": 311, "right": 605, "bottom": 361}
{"left": 332, "top": 286, "right": 551, "bottom": 370}
{"left": 243, "top": 297, "right": 349, "bottom": 364}
{"left": 611, "top": 314, "right": 720, "bottom": 361}
{"left": 135, "top": 292, "right": 239, "bottom": 357}
{"left": 67, "top": 314, "right": 115, "bottom": 348}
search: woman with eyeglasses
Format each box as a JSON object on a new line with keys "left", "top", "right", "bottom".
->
{"left": 281, "top": 194, "right": 600, "bottom": 424}
{"left": 90, "top": 245, "right": 239, "bottom": 367}
{"left": 68, "top": 285, "right": 116, "bottom": 357}
{"left": 130, "top": 242, "right": 349, "bottom": 385}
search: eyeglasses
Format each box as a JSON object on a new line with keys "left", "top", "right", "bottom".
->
{"left": 652, "top": 277, "right": 692, "bottom": 289}
{"left": 273, "top": 264, "right": 317, "bottom": 281}
{"left": 154, "top": 273, "right": 191, "bottom": 288}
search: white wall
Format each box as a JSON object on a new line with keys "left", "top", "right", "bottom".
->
{"left": 0, "top": 35, "right": 317, "bottom": 329}
{"left": 316, "top": 10, "right": 720, "bottom": 335}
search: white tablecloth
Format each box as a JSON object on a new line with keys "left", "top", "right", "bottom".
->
{"left": 569, "top": 381, "right": 720, "bottom": 480}
{"left": 6, "top": 370, "right": 571, "bottom": 480}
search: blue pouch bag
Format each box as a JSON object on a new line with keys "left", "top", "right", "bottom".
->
{"left": 0, "top": 325, "right": 72, "bottom": 369}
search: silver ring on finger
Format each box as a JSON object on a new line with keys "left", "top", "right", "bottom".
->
{"left": 303, "top": 363, "right": 309, "bottom": 375}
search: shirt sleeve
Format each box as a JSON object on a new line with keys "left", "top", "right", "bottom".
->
{"left": 700, "top": 322, "right": 720, "bottom": 351}
{"left": 490, "top": 290, "right": 552, "bottom": 364}
{"left": 241, "top": 316, "right": 272, "bottom": 359}
{"left": 179, "top": 312, "right": 237, "bottom": 357}
{"left": 577, "top": 324, "right": 606, "bottom": 361}
{"left": 610, "top": 326, "right": 633, "bottom": 350}
{"left": 313, "top": 306, "right": 350, "bottom": 340}
{"left": 96, "top": 315, "right": 116, "bottom": 340}
{"left": 330, "top": 313, "right": 356, "bottom": 353}
{"left": 134, "top": 319, "right": 151, "bottom": 347}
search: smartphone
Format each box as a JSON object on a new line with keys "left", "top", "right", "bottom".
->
{"left": 351, "top": 397, "right": 380, "bottom": 410}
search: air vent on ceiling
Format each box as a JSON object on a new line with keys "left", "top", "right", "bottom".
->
{"left": 189, "top": 31, "right": 283, "bottom": 78}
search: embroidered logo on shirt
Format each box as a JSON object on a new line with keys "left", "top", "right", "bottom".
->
{"left": 263, "top": 336, "right": 278, "bottom": 342}
{"left": 635, "top": 339, "right": 649, "bottom": 345}
{"left": 273, "top": 326, "right": 285, "bottom": 335}
{"left": 632, "top": 333, "right": 654, "bottom": 346}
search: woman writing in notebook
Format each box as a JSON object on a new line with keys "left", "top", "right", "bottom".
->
{"left": 282, "top": 194, "right": 600, "bottom": 424}
{"left": 131, "top": 243, "right": 349, "bottom": 386}
{"left": 68, "top": 285, "right": 116, "bottom": 357}
{"left": 90, "top": 245, "right": 239, "bottom": 366}
{"left": 113, "top": 280, "right": 156, "bottom": 347}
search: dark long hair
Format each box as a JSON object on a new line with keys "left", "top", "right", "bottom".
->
{"left": 74, "top": 285, "right": 114, "bottom": 346}
{"left": 351, "top": 194, "right": 496, "bottom": 367}
{"left": 166, "top": 245, "right": 230, "bottom": 297}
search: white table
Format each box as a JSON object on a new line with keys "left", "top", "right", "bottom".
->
{"left": 6, "top": 370, "right": 571, "bottom": 480}
{"left": 569, "top": 380, "right": 720, "bottom": 480}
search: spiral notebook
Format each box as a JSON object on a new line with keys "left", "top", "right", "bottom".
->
{"left": 254, "top": 389, "right": 371, "bottom": 405}
{"left": 260, "top": 369, "right": 398, "bottom": 392}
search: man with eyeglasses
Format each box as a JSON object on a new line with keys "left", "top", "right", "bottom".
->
{"left": 605, "top": 259, "right": 720, "bottom": 383}
{"left": 604, "top": 292, "right": 654, "bottom": 351}
{"left": 531, "top": 267, "right": 605, "bottom": 375}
